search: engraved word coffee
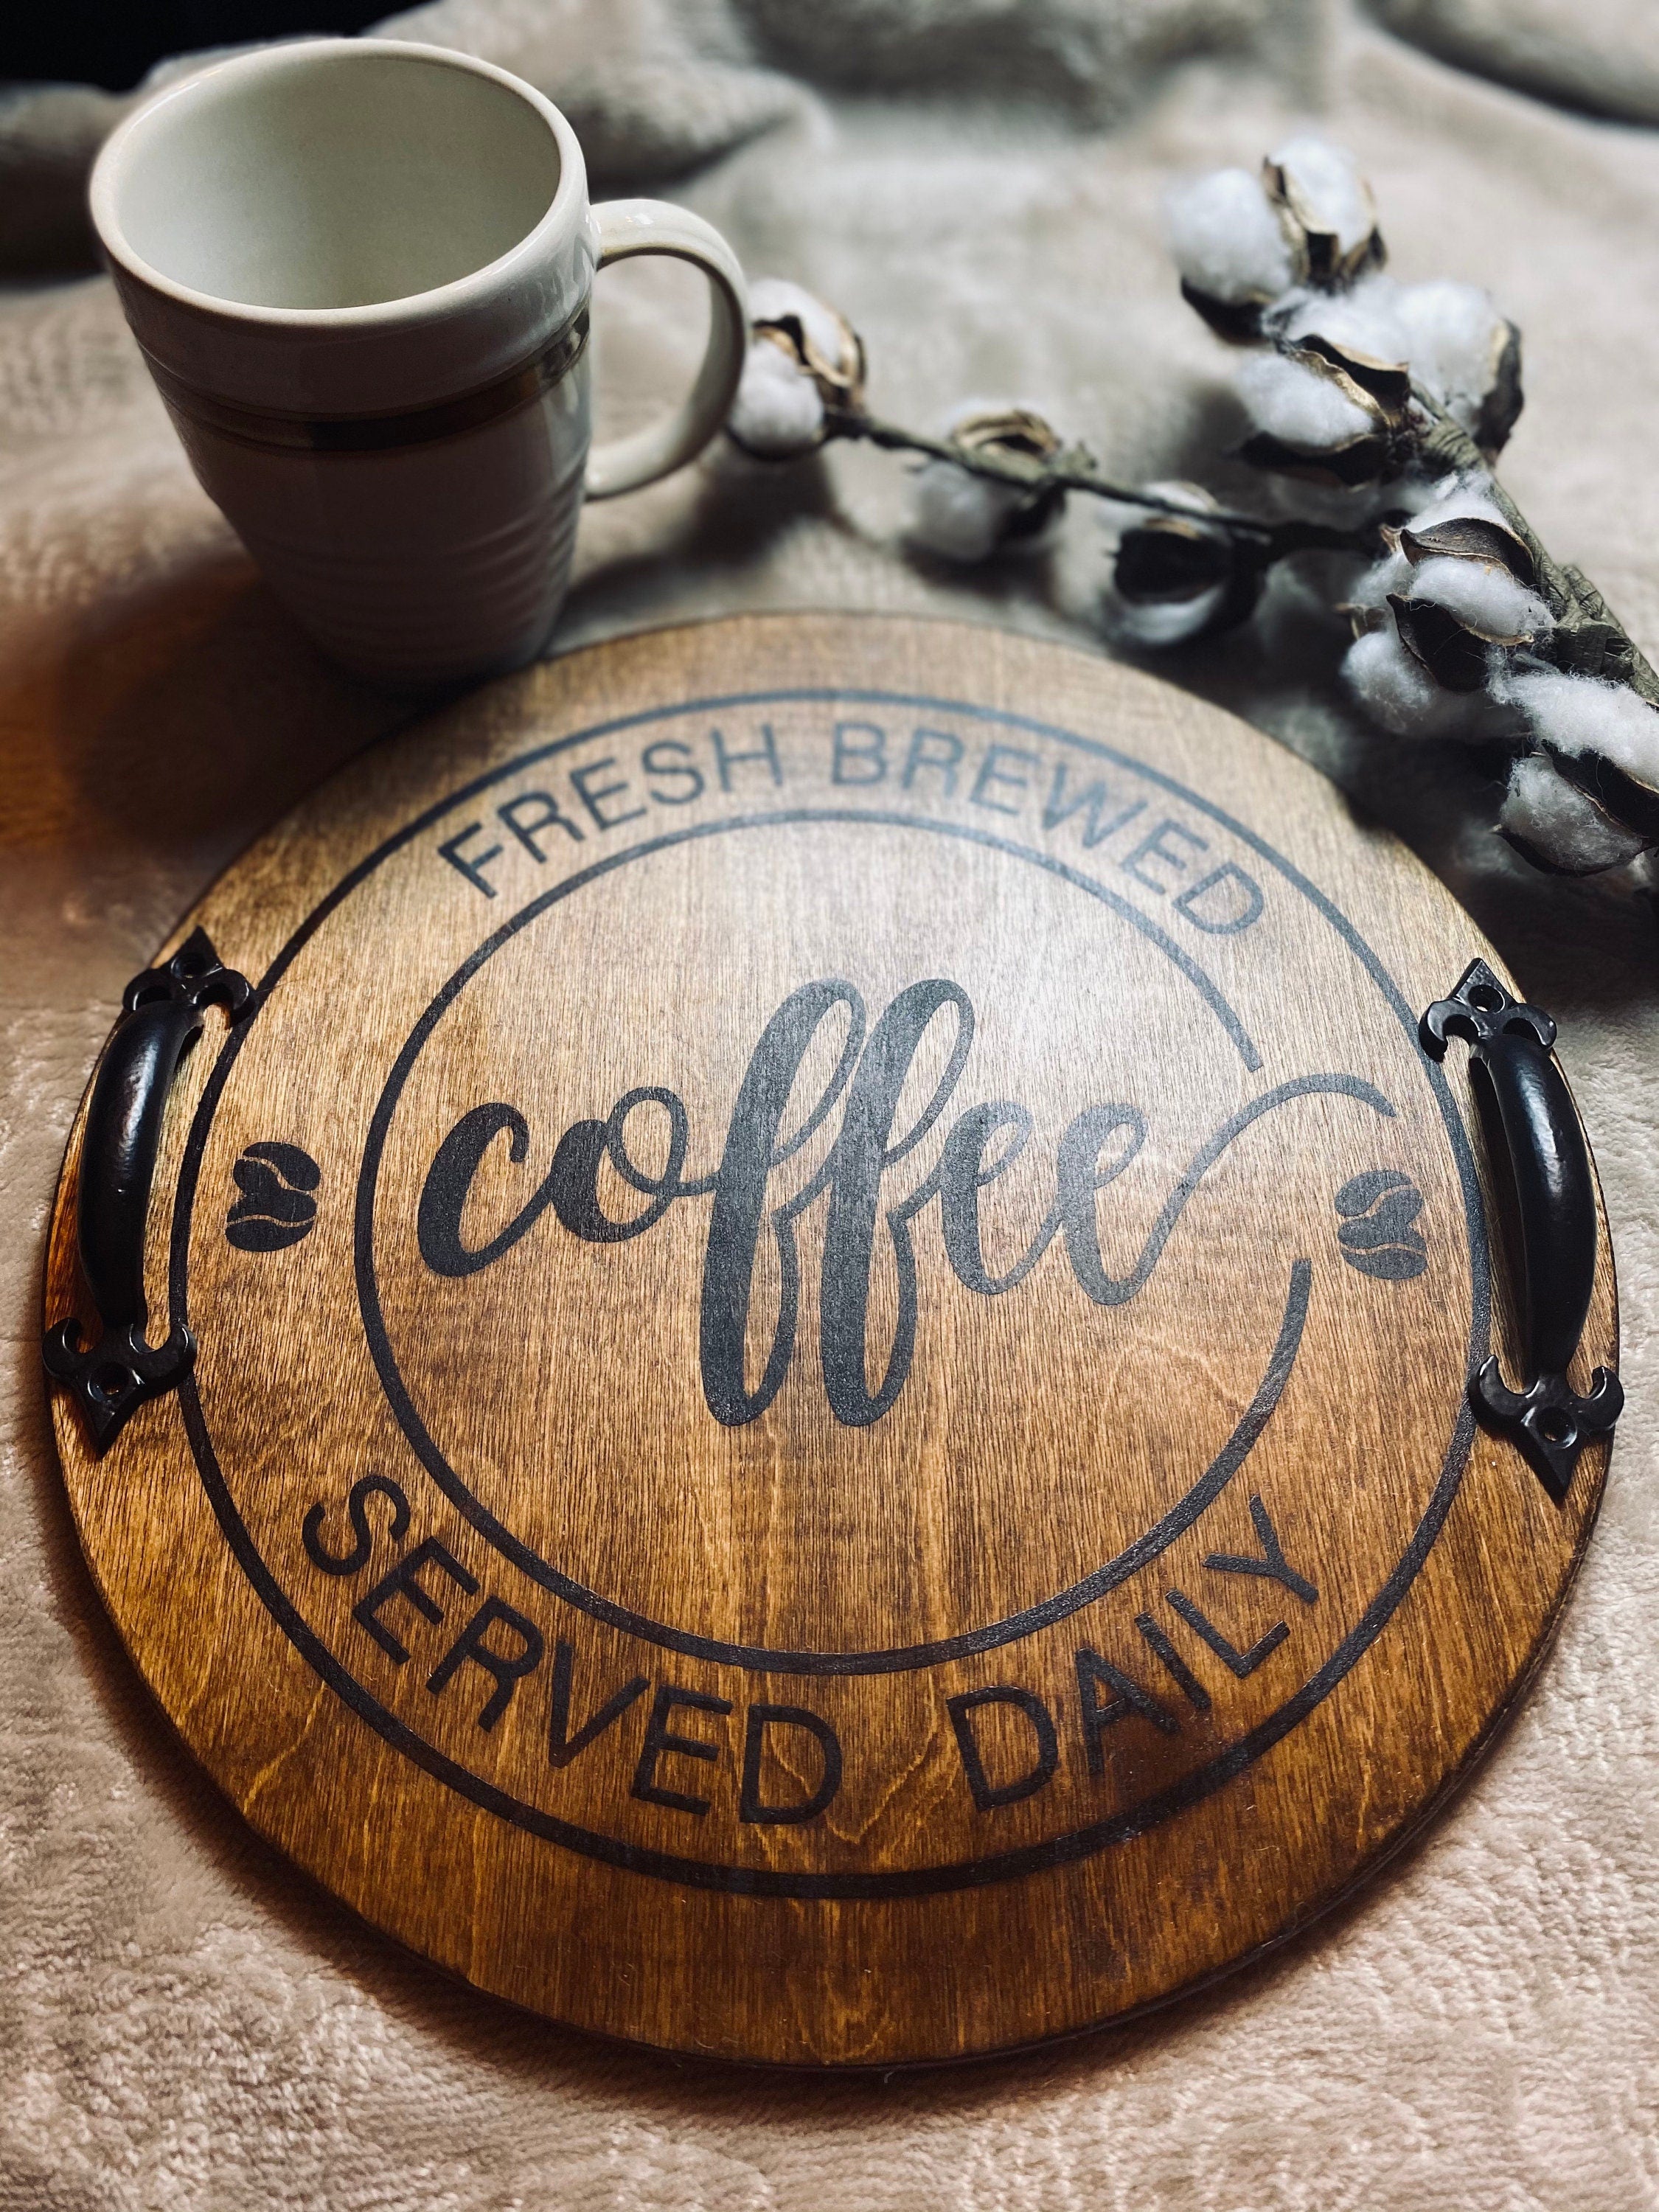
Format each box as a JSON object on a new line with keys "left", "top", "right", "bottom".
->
{"left": 46, "top": 616, "right": 1615, "bottom": 2065}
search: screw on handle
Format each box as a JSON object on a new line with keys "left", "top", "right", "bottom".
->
{"left": 43, "top": 928, "right": 251, "bottom": 1453}
{"left": 1420, "top": 958, "right": 1622, "bottom": 1502}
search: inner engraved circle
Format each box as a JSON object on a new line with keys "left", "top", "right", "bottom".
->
{"left": 357, "top": 812, "right": 1400, "bottom": 1673}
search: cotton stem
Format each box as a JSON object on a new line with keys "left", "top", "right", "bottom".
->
{"left": 834, "top": 409, "right": 1377, "bottom": 563}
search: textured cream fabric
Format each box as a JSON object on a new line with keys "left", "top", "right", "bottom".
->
{"left": 1371, "top": 0, "right": 1659, "bottom": 126}
{"left": 2, "top": 4, "right": 1657, "bottom": 2205}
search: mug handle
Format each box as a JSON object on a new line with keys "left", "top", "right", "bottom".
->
{"left": 583, "top": 200, "right": 749, "bottom": 501}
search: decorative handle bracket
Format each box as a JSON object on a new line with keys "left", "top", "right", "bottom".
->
{"left": 1420, "top": 957, "right": 1621, "bottom": 1502}
{"left": 43, "top": 928, "right": 251, "bottom": 1452}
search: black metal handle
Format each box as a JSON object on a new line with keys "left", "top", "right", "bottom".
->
{"left": 1420, "top": 958, "right": 1621, "bottom": 1501}
{"left": 44, "top": 928, "right": 251, "bottom": 1451}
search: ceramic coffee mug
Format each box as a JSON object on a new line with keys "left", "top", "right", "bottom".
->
{"left": 89, "top": 39, "right": 749, "bottom": 686}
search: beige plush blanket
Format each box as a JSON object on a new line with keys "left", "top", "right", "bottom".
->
{"left": 3, "top": 2, "right": 1657, "bottom": 2204}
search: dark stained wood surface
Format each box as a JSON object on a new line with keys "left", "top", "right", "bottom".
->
{"left": 44, "top": 614, "right": 1617, "bottom": 2065}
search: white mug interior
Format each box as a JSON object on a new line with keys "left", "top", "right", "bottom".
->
{"left": 107, "top": 45, "right": 562, "bottom": 312}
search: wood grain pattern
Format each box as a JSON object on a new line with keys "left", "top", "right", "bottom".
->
{"left": 44, "top": 613, "right": 1618, "bottom": 2067}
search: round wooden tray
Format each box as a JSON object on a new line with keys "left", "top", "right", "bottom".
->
{"left": 45, "top": 613, "right": 1616, "bottom": 2066}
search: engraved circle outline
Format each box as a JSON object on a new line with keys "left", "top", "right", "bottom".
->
{"left": 168, "top": 681, "right": 1489, "bottom": 1899}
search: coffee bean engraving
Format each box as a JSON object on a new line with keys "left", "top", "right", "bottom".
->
{"left": 226, "top": 1141, "right": 321, "bottom": 1253}
{"left": 1334, "top": 1169, "right": 1426, "bottom": 1281}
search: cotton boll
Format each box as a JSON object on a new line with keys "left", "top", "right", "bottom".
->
{"left": 728, "top": 336, "right": 826, "bottom": 457}
{"left": 1295, "top": 279, "right": 1522, "bottom": 454}
{"left": 1281, "top": 274, "right": 1408, "bottom": 366}
{"left": 728, "top": 276, "right": 864, "bottom": 457}
{"left": 1398, "top": 470, "right": 1510, "bottom": 536}
{"left": 908, "top": 401, "right": 1064, "bottom": 563}
{"left": 747, "top": 277, "right": 851, "bottom": 371}
{"left": 1389, "top": 471, "right": 1531, "bottom": 571}
{"left": 1108, "top": 481, "right": 1248, "bottom": 644}
{"left": 1268, "top": 138, "right": 1377, "bottom": 260}
{"left": 910, "top": 461, "right": 1030, "bottom": 563}
{"left": 1236, "top": 352, "right": 1374, "bottom": 448}
{"left": 1342, "top": 626, "right": 1484, "bottom": 737}
{"left": 1098, "top": 479, "right": 1224, "bottom": 571}
{"left": 1116, "top": 587, "right": 1228, "bottom": 647}
{"left": 1506, "top": 668, "right": 1659, "bottom": 780}
{"left": 1397, "top": 282, "right": 1506, "bottom": 428}
{"left": 1405, "top": 556, "right": 1551, "bottom": 639}
{"left": 1500, "top": 752, "right": 1650, "bottom": 874}
{"left": 1164, "top": 168, "right": 1295, "bottom": 306}
{"left": 1345, "top": 549, "right": 1413, "bottom": 617}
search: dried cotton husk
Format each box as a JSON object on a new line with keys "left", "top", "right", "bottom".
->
{"left": 1263, "top": 140, "right": 1384, "bottom": 290}
{"left": 909, "top": 405, "right": 1067, "bottom": 563}
{"left": 1499, "top": 751, "right": 1652, "bottom": 875}
{"left": 1238, "top": 340, "right": 1412, "bottom": 487}
{"left": 1112, "top": 483, "right": 1265, "bottom": 644}
{"left": 727, "top": 278, "right": 866, "bottom": 458}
